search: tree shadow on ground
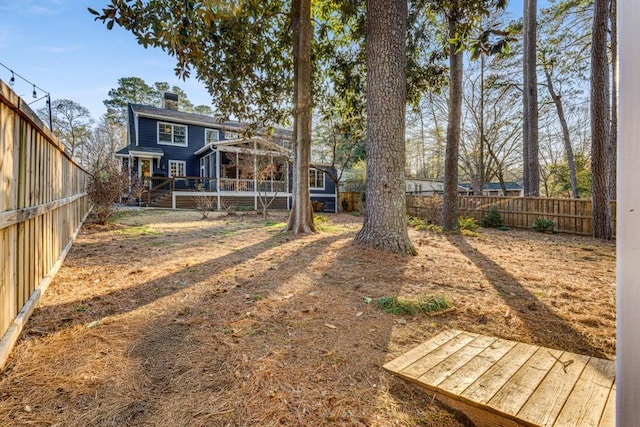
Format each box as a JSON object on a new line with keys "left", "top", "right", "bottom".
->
{"left": 446, "top": 233, "right": 606, "bottom": 359}
{"left": 69, "top": 236, "right": 470, "bottom": 426}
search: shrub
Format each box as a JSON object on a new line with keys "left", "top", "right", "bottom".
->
{"left": 426, "top": 224, "right": 443, "bottom": 233}
{"left": 531, "top": 217, "right": 556, "bottom": 233}
{"left": 480, "top": 205, "right": 504, "bottom": 228}
{"left": 87, "top": 164, "right": 129, "bottom": 225}
{"left": 497, "top": 225, "right": 510, "bottom": 231}
{"left": 458, "top": 216, "right": 479, "bottom": 231}
{"left": 341, "top": 198, "right": 349, "bottom": 212}
{"left": 193, "top": 194, "right": 216, "bottom": 219}
{"left": 407, "top": 216, "right": 426, "bottom": 228}
{"left": 312, "top": 200, "right": 324, "bottom": 212}
{"left": 233, "top": 205, "right": 255, "bottom": 212}
{"left": 314, "top": 214, "right": 328, "bottom": 224}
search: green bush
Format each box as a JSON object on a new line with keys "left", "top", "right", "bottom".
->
{"left": 480, "top": 205, "right": 504, "bottom": 228}
{"left": 407, "top": 216, "right": 426, "bottom": 228}
{"left": 233, "top": 205, "right": 255, "bottom": 212}
{"left": 314, "top": 214, "right": 328, "bottom": 224}
{"left": 458, "top": 216, "right": 479, "bottom": 231}
{"left": 497, "top": 225, "right": 510, "bottom": 231}
{"left": 426, "top": 224, "right": 443, "bottom": 233}
{"left": 531, "top": 217, "right": 556, "bottom": 233}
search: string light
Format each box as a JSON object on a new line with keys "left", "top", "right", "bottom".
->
{"left": 0, "top": 61, "right": 52, "bottom": 130}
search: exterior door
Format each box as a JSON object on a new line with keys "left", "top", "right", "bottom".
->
{"left": 139, "top": 158, "right": 153, "bottom": 187}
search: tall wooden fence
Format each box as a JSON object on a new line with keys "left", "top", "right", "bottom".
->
{"left": 407, "top": 195, "right": 616, "bottom": 236}
{"left": 0, "top": 80, "right": 90, "bottom": 368}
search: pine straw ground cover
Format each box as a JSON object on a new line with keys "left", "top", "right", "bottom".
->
{"left": 0, "top": 210, "right": 615, "bottom": 426}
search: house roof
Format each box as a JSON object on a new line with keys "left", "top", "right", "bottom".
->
{"left": 115, "top": 145, "right": 164, "bottom": 158}
{"left": 459, "top": 182, "right": 523, "bottom": 191}
{"left": 129, "top": 104, "right": 292, "bottom": 138}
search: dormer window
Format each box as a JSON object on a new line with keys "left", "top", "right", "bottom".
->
{"left": 158, "top": 122, "right": 187, "bottom": 146}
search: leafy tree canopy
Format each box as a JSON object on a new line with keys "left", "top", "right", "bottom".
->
{"left": 91, "top": 1, "right": 293, "bottom": 126}
{"left": 104, "top": 76, "right": 212, "bottom": 124}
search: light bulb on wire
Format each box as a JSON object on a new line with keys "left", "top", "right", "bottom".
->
{"left": 10, "top": 72, "right": 15, "bottom": 86}
{"left": 32, "top": 85, "right": 37, "bottom": 99}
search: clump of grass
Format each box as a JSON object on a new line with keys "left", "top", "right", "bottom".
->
{"left": 461, "top": 229, "right": 480, "bottom": 238}
{"left": 314, "top": 214, "right": 329, "bottom": 224}
{"left": 376, "top": 295, "right": 452, "bottom": 316}
{"left": 497, "top": 225, "right": 510, "bottom": 231}
{"left": 108, "top": 209, "right": 145, "bottom": 224}
{"left": 113, "top": 225, "right": 160, "bottom": 236}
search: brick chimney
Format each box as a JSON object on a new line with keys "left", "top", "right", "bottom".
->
{"left": 163, "top": 92, "right": 179, "bottom": 110}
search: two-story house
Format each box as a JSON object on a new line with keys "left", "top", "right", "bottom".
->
{"left": 115, "top": 100, "right": 337, "bottom": 212}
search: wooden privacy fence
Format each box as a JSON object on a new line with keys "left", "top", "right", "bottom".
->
{"left": 339, "top": 191, "right": 361, "bottom": 212}
{"left": 407, "top": 195, "right": 617, "bottom": 236}
{"left": 0, "top": 80, "right": 90, "bottom": 369}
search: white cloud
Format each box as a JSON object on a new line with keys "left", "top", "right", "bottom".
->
{"left": 38, "top": 45, "right": 82, "bottom": 54}
{"left": 25, "top": 6, "right": 57, "bottom": 15}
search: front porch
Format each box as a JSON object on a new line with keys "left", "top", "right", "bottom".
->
{"left": 139, "top": 176, "right": 290, "bottom": 210}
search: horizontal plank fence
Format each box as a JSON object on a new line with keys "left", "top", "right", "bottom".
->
{"left": 0, "top": 80, "right": 90, "bottom": 369}
{"left": 407, "top": 195, "right": 616, "bottom": 237}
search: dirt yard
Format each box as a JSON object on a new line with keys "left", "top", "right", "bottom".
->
{"left": 0, "top": 209, "right": 616, "bottom": 426}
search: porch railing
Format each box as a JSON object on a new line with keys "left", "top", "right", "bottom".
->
{"left": 141, "top": 176, "right": 288, "bottom": 205}
{"left": 219, "top": 178, "right": 255, "bottom": 192}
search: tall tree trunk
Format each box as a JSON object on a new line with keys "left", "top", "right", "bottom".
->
{"left": 608, "top": 0, "right": 617, "bottom": 201}
{"left": 523, "top": 0, "right": 539, "bottom": 197}
{"left": 543, "top": 66, "right": 579, "bottom": 198}
{"left": 486, "top": 143, "right": 508, "bottom": 196}
{"left": 441, "top": 10, "right": 462, "bottom": 231}
{"left": 286, "top": 0, "right": 316, "bottom": 234}
{"left": 591, "top": 0, "right": 612, "bottom": 239}
{"left": 355, "top": 0, "right": 415, "bottom": 254}
{"left": 479, "top": 54, "right": 485, "bottom": 196}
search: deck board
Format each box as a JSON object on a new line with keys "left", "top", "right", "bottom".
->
{"left": 438, "top": 338, "right": 517, "bottom": 396}
{"left": 517, "top": 353, "right": 590, "bottom": 426}
{"left": 383, "top": 329, "right": 615, "bottom": 427}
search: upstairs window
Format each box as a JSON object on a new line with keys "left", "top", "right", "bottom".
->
{"left": 158, "top": 122, "right": 187, "bottom": 146}
{"left": 310, "top": 168, "right": 325, "bottom": 190}
{"left": 205, "top": 129, "right": 220, "bottom": 144}
{"left": 225, "top": 131, "right": 240, "bottom": 140}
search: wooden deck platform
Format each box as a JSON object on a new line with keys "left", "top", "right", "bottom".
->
{"left": 383, "top": 329, "right": 615, "bottom": 427}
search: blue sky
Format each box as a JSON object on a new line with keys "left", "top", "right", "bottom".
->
{"left": 1, "top": 0, "right": 542, "bottom": 121}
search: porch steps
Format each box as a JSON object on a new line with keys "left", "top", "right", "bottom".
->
{"left": 383, "top": 329, "right": 615, "bottom": 427}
